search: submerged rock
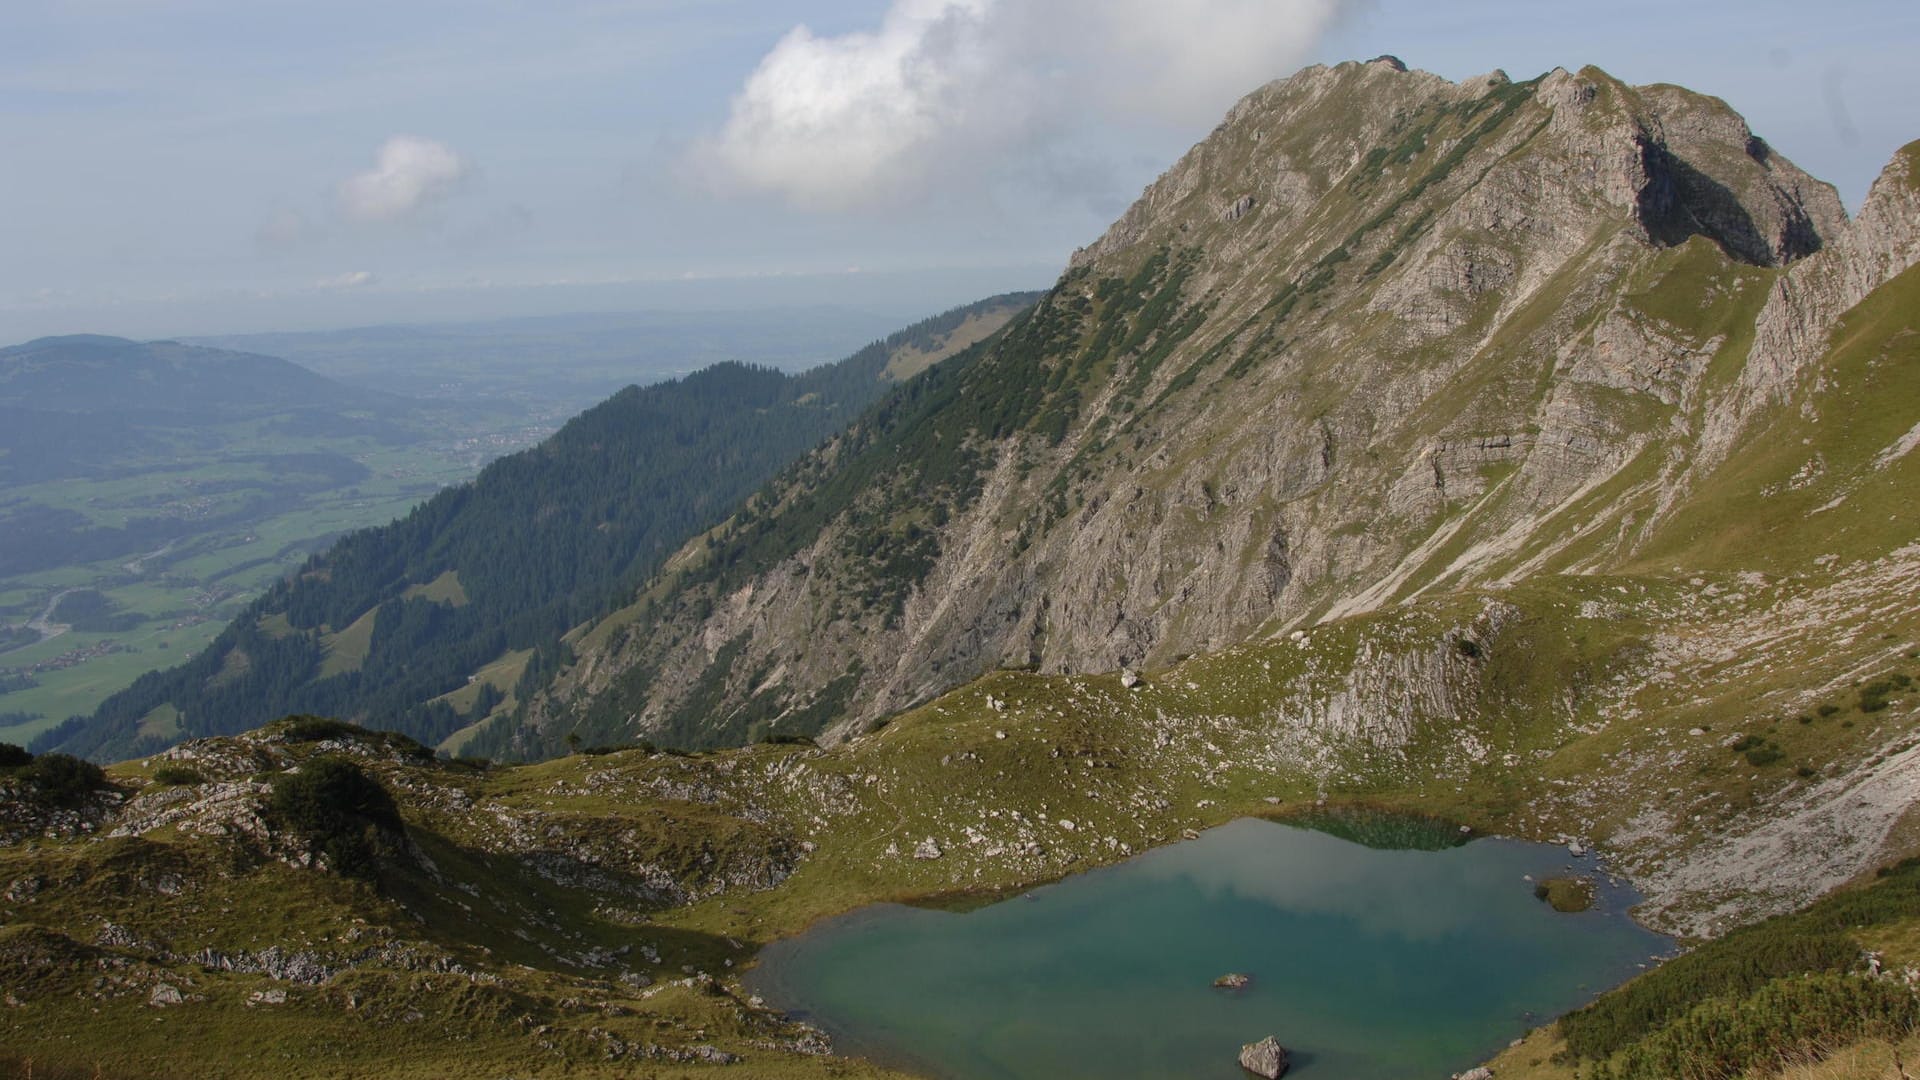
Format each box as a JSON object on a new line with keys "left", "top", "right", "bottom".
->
{"left": 1212, "top": 972, "right": 1252, "bottom": 990}
{"left": 1239, "top": 1035, "right": 1289, "bottom": 1078}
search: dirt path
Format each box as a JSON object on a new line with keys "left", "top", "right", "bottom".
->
{"left": 123, "top": 538, "right": 179, "bottom": 575}
{"left": 24, "top": 589, "right": 79, "bottom": 642}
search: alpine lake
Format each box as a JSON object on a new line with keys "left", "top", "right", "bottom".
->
{"left": 747, "top": 814, "right": 1672, "bottom": 1079}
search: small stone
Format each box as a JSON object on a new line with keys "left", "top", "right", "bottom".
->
{"left": 1239, "top": 1035, "right": 1289, "bottom": 1078}
{"left": 1120, "top": 669, "right": 1142, "bottom": 689}
{"left": 1058, "top": 819, "right": 1076, "bottom": 832}
{"left": 1456, "top": 1068, "right": 1495, "bottom": 1080}
{"left": 913, "top": 838, "right": 943, "bottom": 860}
{"left": 1212, "top": 972, "right": 1251, "bottom": 990}
{"left": 149, "top": 984, "right": 184, "bottom": 1007}
{"left": 1687, "top": 727, "right": 1706, "bottom": 736}
{"left": 1567, "top": 841, "right": 1586, "bottom": 857}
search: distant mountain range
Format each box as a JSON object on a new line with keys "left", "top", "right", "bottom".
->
{"left": 0, "top": 334, "right": 403, "bottom": 418}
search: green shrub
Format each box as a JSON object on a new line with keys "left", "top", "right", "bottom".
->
{"left": 1817, "top": 704, "right": 1843, "bottom": 718}
{"left": 1860, "top": 680, "right": 1896, "bottom": 713}
{"left": 1564, "top": 858, "right": 1920, "bottom": 1063}
{"left": 1535, "top": 877, "right": 1596, "bottom": 912}
{"left": 150, "top": 766, "right": 206, "bottom": 787}
{"left": 1745, "top": 744, "right": 1785, "bottom": 767}
{"left": 0, "top": 743, "right": 31, "bottom": 769}
{"left": 277, "top": 715, "right": 432, "bottom": 762}
{"left": 1729, "top": 734, "right": 1764, "bottom": 753}
{"left": 1560, "top": 929, "right": 1857, "bottom": 1058}
{"left": 1588, "top": 974, "right": 1920, "bottom": 1080}
{"left": 24, "top": 754, "right": 109, "bottom": 806}
{"left": 758, "top": 733, "right": 819, "bottom": 747}
{"left": 280, "top": 716, "right": 368, "bottom": 742}
{"left": 268, "top": 756, "right": 402, "bottom": 879}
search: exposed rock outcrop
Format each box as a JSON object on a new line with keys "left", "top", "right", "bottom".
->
{"left": 522, "top": 63, "right": 1914, "bottom": 797}
{"left": 1239, "top": 1035, "right": 1289, "bottom": 1078}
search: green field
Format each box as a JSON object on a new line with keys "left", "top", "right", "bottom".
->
{"left": 0, "top": 415, "right": 555, "bottom": 744}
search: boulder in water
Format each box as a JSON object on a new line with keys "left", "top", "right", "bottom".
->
{"left": 1239, "top": 1035, "right": 1288, "bottom": 1078}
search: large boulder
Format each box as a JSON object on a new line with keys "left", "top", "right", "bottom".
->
{"left": 1239, "top": 1035, "right": 1289, "bottom": 1078}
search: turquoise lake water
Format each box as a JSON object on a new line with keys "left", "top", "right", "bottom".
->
{"left": 747, "top": 817, "right": 1671, "bottom": 1079}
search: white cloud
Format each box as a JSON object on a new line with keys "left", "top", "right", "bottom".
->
{"left": 316, "top": 270, "right": 376, "bottom": 290}
{"left": 698, "top": 0, "right": 1355, "bottom": 208}
{"left": 336, "top": 135, "right": 472, "bottom": 223}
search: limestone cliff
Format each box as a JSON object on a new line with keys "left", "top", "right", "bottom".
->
{"left": 513, "top": 61, "right": 1916, "bottom": 757}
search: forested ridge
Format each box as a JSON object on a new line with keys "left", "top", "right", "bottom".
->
{"left": 52, "top": 293, "right": 1039, "bottom": 760}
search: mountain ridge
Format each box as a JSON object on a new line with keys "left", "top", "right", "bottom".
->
{"left": 54, "top": 293, "right": 1041, "bottom": 761}
{"left": 0, "top": 335, "right": 405, "bottom": 419}
{"left": 506, "top": 60, "right": 1916, "bottom": 761}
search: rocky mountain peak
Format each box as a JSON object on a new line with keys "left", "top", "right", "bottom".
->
{"left": 513, "top": 61, "right": 1915, "bottom": 759}
{"left": 1076, "top": 61, "right": 1844, "bottom": 279}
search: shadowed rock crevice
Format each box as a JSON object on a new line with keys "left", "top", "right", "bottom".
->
{"left": 1636, "top": 135, "right": 1825, "bottom": 267}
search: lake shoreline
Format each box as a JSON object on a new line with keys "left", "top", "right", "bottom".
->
{"left": 743, "top": 814, "right": 1674, "bottom": 1080}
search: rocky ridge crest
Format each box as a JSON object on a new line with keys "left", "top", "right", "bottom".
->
{"left": 525, "top": 61, "right": 1916, "bottom": 756}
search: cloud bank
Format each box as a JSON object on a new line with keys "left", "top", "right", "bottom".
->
{"left": 337, "top": 135, "right": 473, "bottom": 223}
{"left": 700, "top": 0, "right": 1354, "bottom": 207}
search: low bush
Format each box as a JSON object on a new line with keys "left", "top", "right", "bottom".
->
{"left": 150, "top": 766, "right": 206, "bottom": 786}
{"left": 1860, "top": 680, "right": 1896, "bottom": 713}
{"left": 0, "top": 743, "right": 31, "bottom": 769}
{"left": 1588, "top": 973, "right": 1920, "bottom": 1080}
{"left": 278, "top": 715, "right": 433, "bottom": 762}
{"left": 1563, "top": 858, "right": 1920, "bottom": 1063}
{"left": 268, "top": 756, "right": 403, "bottom": 880}
{"left": 280, "top": 716, "right": 367, "bottom": 742}
{"left": 24, "top": 754, "right": 109, "bottom": 806}
{"left": 758, "top": 733, "right": 819, "bottom": 747}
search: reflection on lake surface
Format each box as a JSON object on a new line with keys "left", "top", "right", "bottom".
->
{"left": 748, "top": 817, "right": 1670, "bottom": 1079}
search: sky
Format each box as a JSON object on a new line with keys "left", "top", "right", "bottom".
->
{"left": 1, "top": 0, "right": 1916, "bottom": 342}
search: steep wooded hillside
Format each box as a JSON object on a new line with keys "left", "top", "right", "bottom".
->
{"left": 55, "top": 295, "right": 1038, "bottom": 761}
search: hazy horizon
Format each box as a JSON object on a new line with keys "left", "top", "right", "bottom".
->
{"left": 4, "top": 0, "right": 1915, "bottom": 344}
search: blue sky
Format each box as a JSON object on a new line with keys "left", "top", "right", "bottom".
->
{"left": 1, "top": 0, "right": 1914, "bottom": 341}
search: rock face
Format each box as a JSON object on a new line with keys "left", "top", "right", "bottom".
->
{"left": 1239, "top": 1035, "right": 1289, "bottom": 1078}
{"left": 516, "top": 62, "right": 1918, "bottom": 756}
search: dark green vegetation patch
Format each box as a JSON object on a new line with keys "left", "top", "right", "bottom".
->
{"left": 1561, "top": 858, "right": 1920, "bottom": 1077}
